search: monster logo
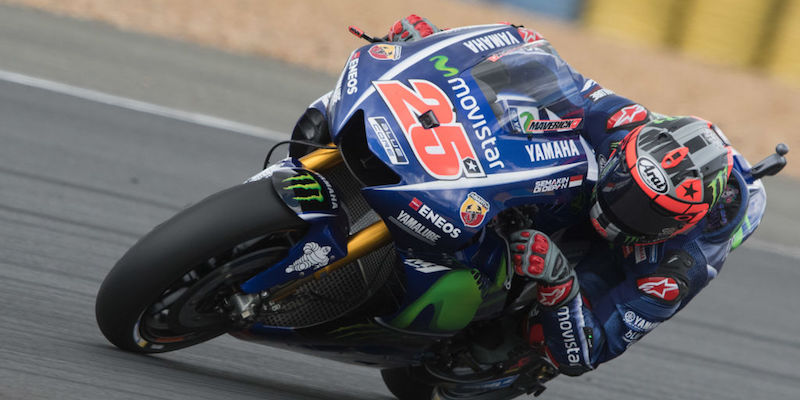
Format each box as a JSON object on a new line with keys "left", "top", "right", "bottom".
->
{"left": 283, "top": 173, "right": 324, "bottom": 203}
{"left": 707, "top": 166, "right": 729, "bottom": 206}
{"left": 272, "top": 169, "right": 336, "bottom": 214}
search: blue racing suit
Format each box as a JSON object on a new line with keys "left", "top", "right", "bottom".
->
{"left": 537, "top": 163, "right": 766, "bottom": 375}
{"left": 531, "top": 59, "right": 767, "bottom": 377}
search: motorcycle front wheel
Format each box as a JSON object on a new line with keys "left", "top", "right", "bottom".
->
{"left": 95, "top": 179, "right": 307, "bottom": 353}
{"left": 381, "top": 367, "right": 436, "bottom": 400}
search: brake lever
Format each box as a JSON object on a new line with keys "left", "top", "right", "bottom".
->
{"left": 751, "top": 143, "right": 789, "bottom": 180}
{"left": 348, "top": 25, "right": 385, "bottom": 43}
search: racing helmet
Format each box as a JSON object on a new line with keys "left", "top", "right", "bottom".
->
{"left": 590, "top": 116, "right": 733, "bottom": 245}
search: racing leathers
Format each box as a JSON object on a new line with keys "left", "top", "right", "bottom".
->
{"left": 519, "top": 43, "right": 767, "bottom": 375}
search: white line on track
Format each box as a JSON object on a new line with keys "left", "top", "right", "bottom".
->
{"left": 0, "top": 68, "right": 289, "bottom": 141}
{"left": 2, "top": 69, "right": 798, "bottom": 262}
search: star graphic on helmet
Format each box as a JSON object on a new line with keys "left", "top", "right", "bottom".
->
{"left": 682, "top": 182, "right": 698, "bottom": 199}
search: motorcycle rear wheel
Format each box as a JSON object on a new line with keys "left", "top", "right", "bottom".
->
{"left": 95, "top": 179, "right": 307, "bottom": 353}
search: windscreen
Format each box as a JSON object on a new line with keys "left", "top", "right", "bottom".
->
{"left": 469, "top": 44, "right": 586, "bottom": 136}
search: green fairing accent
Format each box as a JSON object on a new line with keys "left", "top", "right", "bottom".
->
{"left": 707, "top": 167, "right": 728, "bottom": 206}
{"left": 730, "top": 212, "right": 752, "bottom": 250}
{"left": 429, "top": 55, "right": 459, "bottom": 77}
{"left": 282, "top": 173, "right": 324, "bottom": 202}
{"left": 731, "top": 226, "right": 744, "bottom": 250}
{"left": 388, "top": 269, "right": 483, "bottom": 332}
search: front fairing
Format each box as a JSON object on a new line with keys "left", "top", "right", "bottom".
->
{"left": 329, "top": 24, "right": 597, "bottom": 251}
{"left": 231, "top": 25, "right": 605, "bottom": 357}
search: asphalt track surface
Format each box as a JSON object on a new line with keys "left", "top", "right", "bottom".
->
{"left": 1, "top": 5, "right": 800, "bottom": 400}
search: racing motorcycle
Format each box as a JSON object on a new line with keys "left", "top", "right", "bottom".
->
{"left": 95, "top": 24, "right": 789, "bottom": 399}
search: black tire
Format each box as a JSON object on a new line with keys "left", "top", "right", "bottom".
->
{"left": 381, "top": 367, "right": 436, "bottom": 400}
{"left": 95, "top": 179, "right": 307, "bottom": 353}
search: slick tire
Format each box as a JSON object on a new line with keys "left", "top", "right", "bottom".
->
{"left": 95, "top": 179, "right": 306, "bottom": 353}
{"left": 381, "top": 367, "right": 435, "bottom": 400}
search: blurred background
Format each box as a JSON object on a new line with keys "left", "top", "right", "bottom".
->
{"left": 1, "top": 1, "right": 799, "bottom": 400}
{"left": 1, "top": 0, "right": 798, "bottom": 177}
{"left": 492, "top": 0, "right": 800, "bottom": 87}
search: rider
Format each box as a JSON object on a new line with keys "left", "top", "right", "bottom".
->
{"left": 379, "top": 14, "right": 766, "bottom": 377}
{"left": 297, "top": 15, "right": 767, "bottom": 397}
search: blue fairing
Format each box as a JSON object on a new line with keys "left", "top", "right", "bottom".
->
{"left": 328, "top": 24, "right": 597, "bottom": 251}
{"left": 239, "top": 24, "right": 602, "bottom": 309}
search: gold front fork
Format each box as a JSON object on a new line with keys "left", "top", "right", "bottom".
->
{"left": 271, "top": 146, "right": 391, "bottom": 301}
{"left": 299, "top": 145, "right": 343, "bottom": 171}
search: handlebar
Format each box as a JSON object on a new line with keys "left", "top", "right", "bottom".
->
{"left": 751, "top": 143, "right": 789, "bottom": 180}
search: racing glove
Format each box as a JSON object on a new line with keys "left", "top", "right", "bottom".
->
{"left": 387, "top": 15, "right": 440, "bottom": 42}
{"left": 510, "top": 230, "right": 579, "bottom": 309}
